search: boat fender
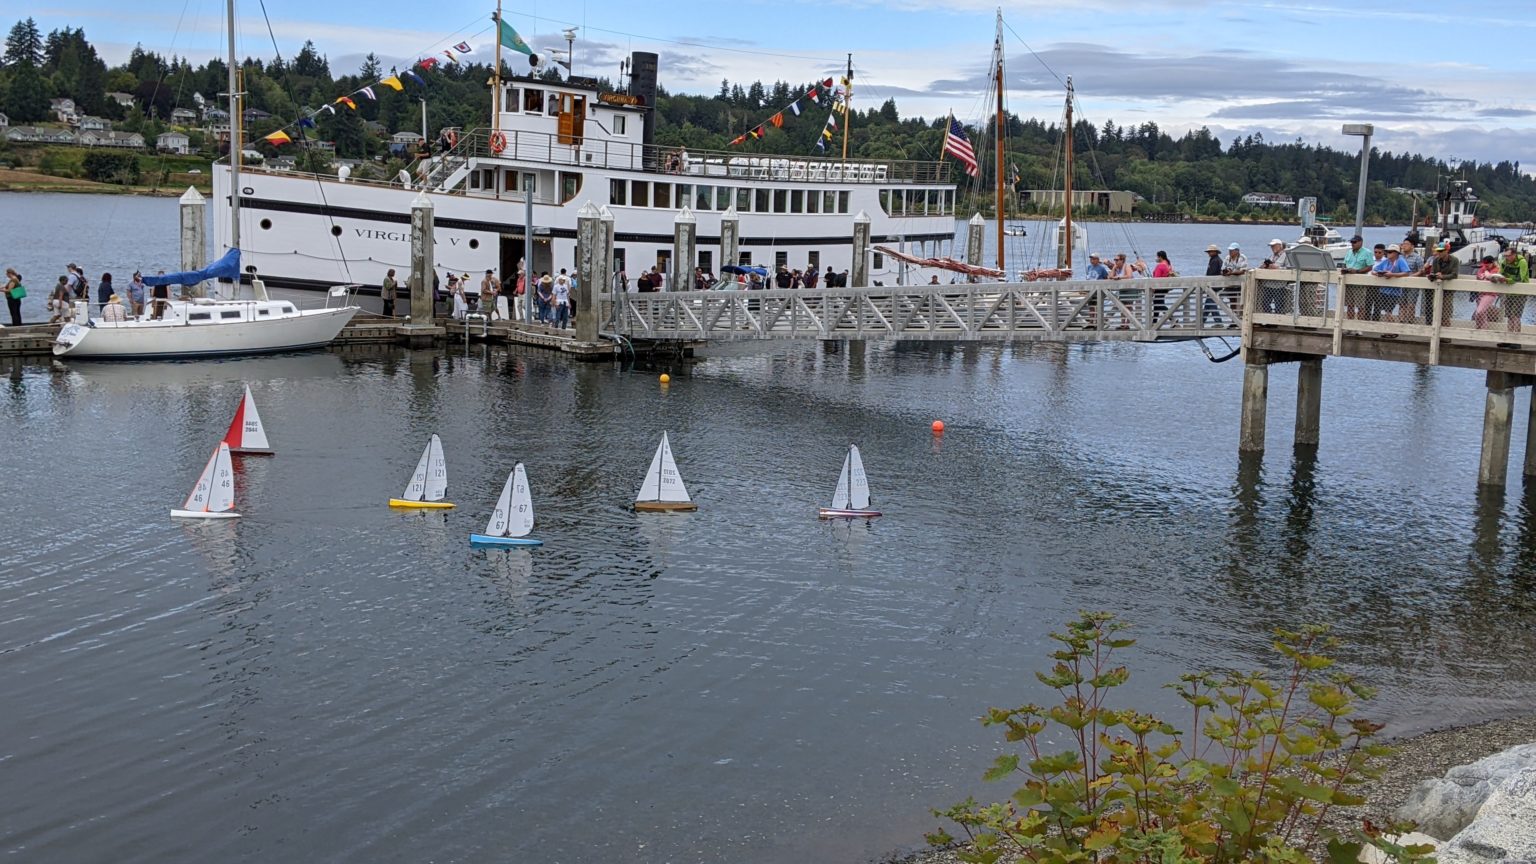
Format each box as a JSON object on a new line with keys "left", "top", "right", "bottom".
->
{"left": 489, "top": 131, "right": 507, "bottom": 155}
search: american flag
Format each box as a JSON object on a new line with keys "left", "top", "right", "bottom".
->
{"left": 943, "top": 117, "right": 978, "bottom": 178}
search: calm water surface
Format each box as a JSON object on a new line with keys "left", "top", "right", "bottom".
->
{"left": 2, "top": 194, "right": 1535, "bottom": 863}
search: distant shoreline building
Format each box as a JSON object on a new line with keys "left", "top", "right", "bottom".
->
{"left": 1241, "top": 192, "right": 1296, "bottom": 208}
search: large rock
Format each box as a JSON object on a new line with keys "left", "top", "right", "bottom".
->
{"left": 1396, "top": 743, "right": 1536, "bottom": 839}
{"left": 1437, "top": 766, "right": 1536, "bottom": 864}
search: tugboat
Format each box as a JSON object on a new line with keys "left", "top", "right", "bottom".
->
{"left": 1414, "top": 179, "right": 1506, "bottom": 264}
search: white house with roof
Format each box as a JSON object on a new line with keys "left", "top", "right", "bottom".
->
{"left": 1241, "top": 192, "right": 1296, "bottom": 208}
{"left": 107, "top": 92, "right": 136, "bottom": 109}
{"left": 5, "top": 126, "right": 77, "bottom": 144}
{"left": 79, "top": 130, "right": 145, "bottom": 149}
{"left": 170, "top": 107, "right": 198, "bottom": 126}
{"left": 0, "top": 111, "right": 9, "bottom": 129}
{"left": 50, "top": 97, "right": 77, "bottom": 123}
{"left": 157, "top": 131, "right": 191, "bottom": 154}
{"left": 76, "top": 115, "right": 111, "bottom": 132}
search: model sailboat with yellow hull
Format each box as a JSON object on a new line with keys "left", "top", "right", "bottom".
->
{"left": 389, "top": 434, "right": 455, "bottom": 509}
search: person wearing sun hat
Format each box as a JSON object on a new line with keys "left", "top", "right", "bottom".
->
{"left": 101, "top": 293, "right": 128, "bottom": 323}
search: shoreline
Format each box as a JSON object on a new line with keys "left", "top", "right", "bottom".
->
{"left": 885, "top": 712, "right": 1536, "bottom": 863}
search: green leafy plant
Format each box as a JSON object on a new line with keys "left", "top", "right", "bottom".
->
{"left": 926, "top": 612, "right": 1432, "bottom": 864}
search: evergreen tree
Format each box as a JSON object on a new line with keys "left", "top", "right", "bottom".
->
{"left": 3, "top": 58, "right": 48, "bottom": 122}
{"left": 4, "top": 17, "right": 42, "bottom": 67}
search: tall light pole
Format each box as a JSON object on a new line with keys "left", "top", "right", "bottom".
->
{"left": 1343, "top": 123, "right": 1373, "bottom": 240}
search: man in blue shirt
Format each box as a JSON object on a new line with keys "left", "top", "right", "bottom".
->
{"left": 1085, "top": 253, "right": 1109, "bottom": 280}
{"left": 1371, "top": 246, "right": 1411, "bottom": 322}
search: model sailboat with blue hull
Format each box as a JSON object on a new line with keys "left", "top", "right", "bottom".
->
{"left": 818, "top": 444, "right": 881, "bottom": 518}
{"left": 470, "top": 463, "right": 542, "bottom": 546}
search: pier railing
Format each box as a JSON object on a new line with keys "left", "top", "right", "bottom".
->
{"left": 601, "top": 276, "right": 1245, "bottom": 342}
{"left": 1248, "top": 270, "right": 1536, "bottom": 363}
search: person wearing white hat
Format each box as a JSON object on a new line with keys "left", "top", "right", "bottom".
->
{"left": 1219, "top": 243, "right": 1249, "bottom": 328}
{"left": 1262, "top": 239, "right": 1290, "bottom": 270}
{"left": 1084, "top": 252, "right": 1109, "bottom": 280}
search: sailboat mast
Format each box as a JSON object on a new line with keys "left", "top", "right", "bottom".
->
{"left": 226, "top": 0, "right": 241, "bottom": 250}
{"left": 841, "top": 54, "right": 852, "bottom": 163}
{"left": 1063, "top": 77, "right": 1073, "bottom": 270}
{"left": 993, "top": 12, "right": 1004, "bottom": 273}
{"left": 492, "top": 0, "right": 503, "bottom": 133}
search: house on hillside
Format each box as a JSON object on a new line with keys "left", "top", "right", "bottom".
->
{"left": 242, "top": 108, "right": 273, "bottom": 125}
{"left": 170, "top": 107, "right": 198, "bottom": 126}
{"left": 50, "top": 98, "right": 77, "bottom": 123}
{"left": 75, "top": 115, "right": 111, "bottom": 132}
{"left": 204, "top": 108, "right": 229, "bottom": 123}
{"left": 364, "top": 120, "right": 387, "bottom": 136}
{"left": 107, "top": 92, "right": 136, "bottom": 110}
{"left": 157, "top": 131, "right": 191, "bottom": 154}
{"left": 1241, "top": 193, "right": 1296, "bottom": 208}
{"left": 0, "top": 112, "right": 9, "bottom": 129}
{"left": 5, "top": 126, "right": 78, "bottom": 145}
{"left": 79, "top": 130, "right": 145, "bottom": 149}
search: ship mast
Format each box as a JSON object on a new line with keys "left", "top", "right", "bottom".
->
{"left": 841, "top": 54, "right": 852, "bottom": 163}
{"left": 492, "top": 0, "right": 503, "bottom": 133}
{"left": 993, "top": 12, "right": 1004, "bottom": 273}
{"left": 226, "top": 0, "right": 241, "bottom": 251}
{"left": 1063, "top": 77, "right": 1073, "bottom": 270}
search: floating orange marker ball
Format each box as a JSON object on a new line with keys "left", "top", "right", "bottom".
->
{"left": 659, "top": 373, "right": 671, "bottom": 384}
{"left": 931, "top": 420, "right": 945, "bottom": 433}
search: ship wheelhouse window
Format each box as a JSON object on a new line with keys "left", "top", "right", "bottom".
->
{"left": 838, "top": 191, "right": 850, "bottom": 214}
{"left": 755, "top": 189, "right": 769, "bottom": 212}
{"left": 523, "top": 88, "right": 543, "bottom": 113}
{"left": 808, "top": 250, "right": 820, "bottom": 271}
{"left": 654, "top": 183, "right": 671, "bottom": 208}
{"left": 506, "top": 87, "right": 519, "bottom": 108}
{"left": 677, "top": 184, "right": 692, "bottom": 208}
{"left": 613, "top": 115, "right": 627, "bottom": 135}
{"left": 716, "top": 187, "right": 731, "bottom": 210}
{"left": 823, "top": 191, "right": 835, "bottom": 213}
{"left": 736, "top": 188, "right": 751, "bottom": 212}
{"left": 560, "top": 172, "right": 582, "bottom": 203}
{"left": 808, "top": 191, "right": 820, "bottom": 214}
{"left": 632, "top": 181, "right": 649, "bottom": 207}
{"left": 775, "top": 251, "right": 788, "bottom": 269}
{"left": 791, "top": 190, "right": 803, "bottom": 214}
{"left": 611, "top": 178, "right": 627, "bottom": 206}
{"left": 773, "top": 190, "right": 787, "bottom": 213}
{"left": 699, "top": 250, "right": 713, "bottom": 273}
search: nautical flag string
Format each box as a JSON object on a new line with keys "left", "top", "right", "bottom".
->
{"left": 728, "top": 78, "right": 835, "bottom": 146}
{"left": 453, "top": 41, "right": 473, "bottom": 54}
{"left": 359, "top": 86, "right": 376, "bottom": 101}
{"left": 942, "top": 115, "right": 978, "bottom": 178}
{"left": 442, "top": 49, "right": 458, "bottom": 64}
{"left": 380, "top": 75, "right": 404, "bottom": 91}
{"left": 263, "top": 130, "right": 292, "bottom": 145}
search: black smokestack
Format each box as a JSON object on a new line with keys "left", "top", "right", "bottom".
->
{"left": 628, "top": 51, "right": 658, "bottom": 165}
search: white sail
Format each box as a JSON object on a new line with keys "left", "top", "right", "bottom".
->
{"left": 485, "top": 470, "right": 515, "bottom": 536}
{"left": 830, "top": 449, "right": 851, "bottom": 510}
{"left": 209, "top": 443, "right": 236, "bottom": 512}
{"left": 637, "top": 432, "right": 691, "bottom": 503}
{"left": 183, "top": 442, "right": 236, "bottom": 513}
{"left": 236, "top": 385, "right": 270, "bottom": 450}
{"left": 847, "top": 445, "right": 871, "bottom": 510}
{"left": 507, "top": 463, "right": 535, "bottom": 537}
{"left": 402, "top": 438, "right": 432, "bottom": 501}
{"left": 424, "top": 434, "right": 448, "bottom": 501}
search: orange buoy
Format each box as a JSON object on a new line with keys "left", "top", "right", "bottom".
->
{"left": 659, "top": 373, "right": 671, "bottom": 384}
{"left": 931, "top": 420, "right": 945, "bottom": 433}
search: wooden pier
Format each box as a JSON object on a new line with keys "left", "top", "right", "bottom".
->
{"left": 1239, "top": 268, "right": 1536, "bottom": 486}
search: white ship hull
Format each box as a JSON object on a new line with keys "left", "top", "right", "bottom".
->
{"left": 53, "top": 300, "right": 357, "bottom": 359}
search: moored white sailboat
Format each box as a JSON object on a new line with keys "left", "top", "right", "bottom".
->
{"left": 818, "top": 444, "right": 880, "bottom": 519}
{"left": 223, "top": 384, "right": 274, "bottom": 454}
{"left": 470, "top": 463, "right": 542, "bottom": 546}
{"left": 634, "top": 432, "right": 697, "bottom": 512}
{"left": 389, "top": 434, "right": 455, "bottom": 509}
{"left": 171, "top": 441, "right": 240, "bottom": 519}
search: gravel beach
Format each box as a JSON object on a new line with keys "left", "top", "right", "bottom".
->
{"left": 886, "top": 714, "right": 1536, "bottom": 863}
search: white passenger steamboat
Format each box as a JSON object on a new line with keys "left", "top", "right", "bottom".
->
{"left": 214, "top": 51, "right": 959, "bottom": 293}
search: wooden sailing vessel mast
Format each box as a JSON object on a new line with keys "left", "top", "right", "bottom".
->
{"left": 841, "top": 54, "right": 853, "bottom": 163}
{"left": 993, "top": 13, "right": 1005, "bottom": 273}
{"left": 1062, "top": 77, "right": 1074, "bottom": 270}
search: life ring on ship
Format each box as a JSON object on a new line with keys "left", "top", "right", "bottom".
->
{"left": 489, "top": 131, "right": 507, "bottom": 155}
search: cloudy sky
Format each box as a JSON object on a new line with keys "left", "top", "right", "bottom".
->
{"left": 28, "top": 0, "right": 1536, "bottom": 165}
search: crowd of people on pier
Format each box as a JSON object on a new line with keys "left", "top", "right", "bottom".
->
{"left": 1, "top": 263, "right": 181, "bottom": 327}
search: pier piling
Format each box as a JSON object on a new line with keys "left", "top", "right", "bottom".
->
{"left": 575, "top": 202, "right": 601, "bottom": 343}
{"left": 720, "top": 205, "right": 739, "bottom": 272}
{"left": 1480, "top": 371, "right": 1518, "bottom": 486}
{"left": 851, "top": 210, "right": 871, "bottom": 289}
{"left": 180, "top": 187, "right": 207, "bottom": 298}
{"left": 1294, "top": 358, "right": 1323, "bottom": 447}
{"left": 672, "top": 207, "right": 696, "bottom": 296}
{"left": 399, "top": 191, "right": 443, "bottom": 347}
{"left": 598, "top": 205, "right": 615, "bottom": 331}
{"left": 1239, "top": 359, "right": 1269, "bottom": 453}
{"left": 966, "top": 213, "right": 985, "bottom": 268}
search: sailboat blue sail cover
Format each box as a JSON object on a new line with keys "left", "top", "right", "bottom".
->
{"left": 143, "top": 248, "right": 242, "bottom": 286}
